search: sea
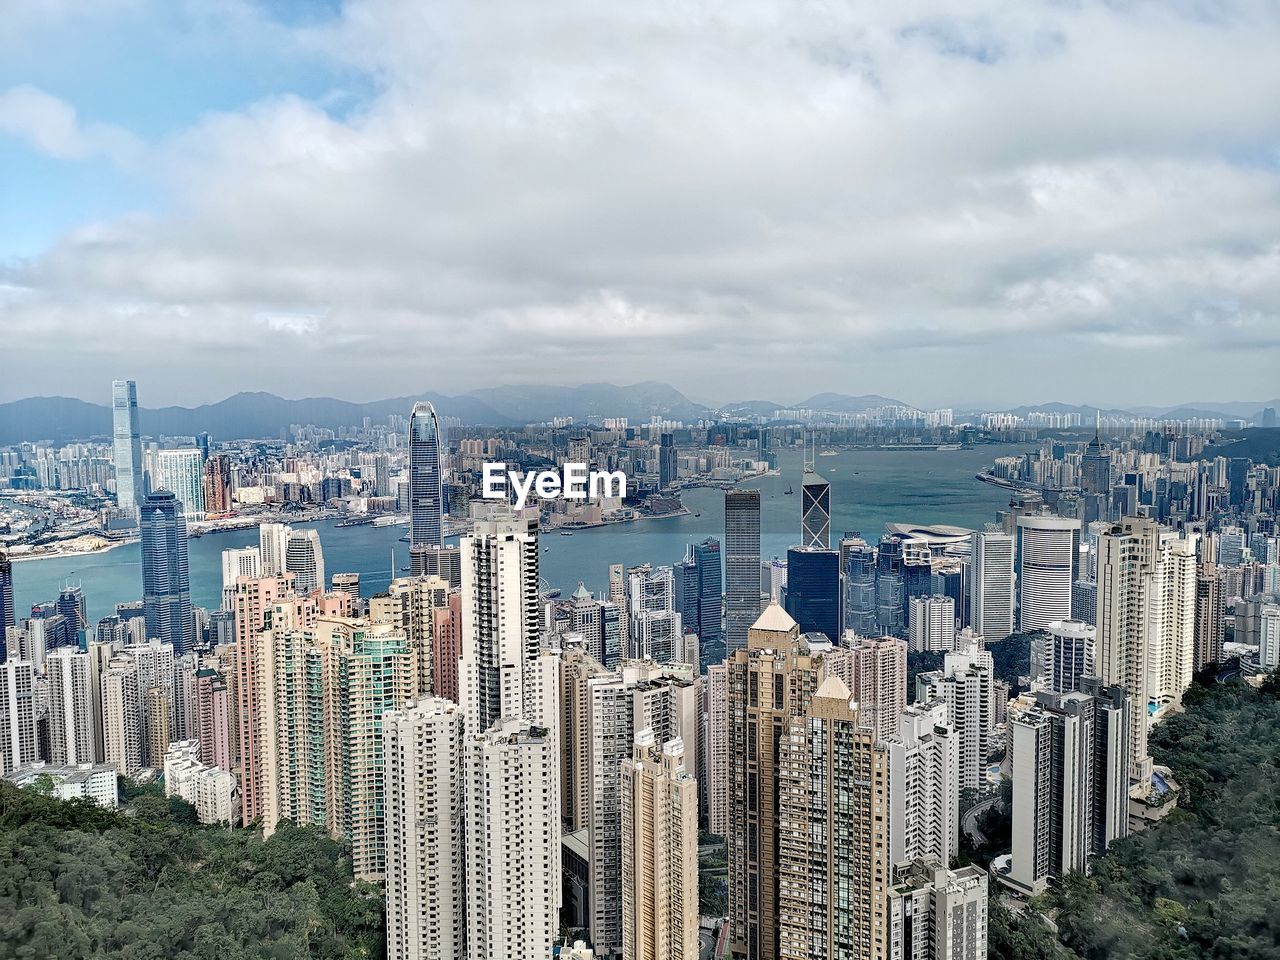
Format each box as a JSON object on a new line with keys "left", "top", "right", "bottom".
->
{"left": 11, "top": 445, "right": 1029, "bottom": 623}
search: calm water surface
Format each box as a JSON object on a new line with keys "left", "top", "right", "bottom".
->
{"left": 12, "top": 446, "right": 1027, "bottom": 620}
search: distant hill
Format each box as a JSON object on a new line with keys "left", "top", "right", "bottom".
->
{"left": 1194, "top": 428, "right": 1280, "bottom": 466}
{"left": 718, "top": 399, "right": 787, "bottom": 417}
{"left": 467, "top": 381, "right": 711, "bottom": 423}
{"left": 0, "top": 390, "right": 517, "bottom": 445}
{"left": 0, "top": 381, "right": 709, "bottom": 444}
{"left": 794, "top": 393, "right": 909, "bottom": 413}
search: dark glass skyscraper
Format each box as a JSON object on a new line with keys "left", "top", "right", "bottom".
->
{"left": 408, "top": 401, "right": 445, "bottom": 575}
{"left": 658, "top": 433, "right": 677, "bottom": 490}
{"left": 1227, "top": 457, "right": 1250, "bottom": 509}
{"left": 0, "top": 550, "right": 12, "bottom": 663}
{"left": 675, "top": 537, "right": 723, "bottom": 663}
{"left": 724, "top": 490, "right": 762, "bottom": 653}
{"left": 141, "top": 490, "right": 193, "bottom": 654}
{"left": 1081, "top": 427, "right": 1111, "bottom": 497}
{"left": 56, "top": 585, "right": 87, "bottom": 644}
{"left": 784, "top": 546, "right": 840, "bottom": 642}
{"left": 841, "top": 539, "right": 878, "bottom": 636}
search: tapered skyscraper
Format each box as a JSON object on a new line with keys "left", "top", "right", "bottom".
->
{"left": 408, "top": 402, "right": 445, "bottom": 576}
{"left": 724, "top": 490, "right": 762, "bottom": 653}
{"left": 112, "top": 379, "right": 145, "bottom": 515}
{"left": 800, "top": 469, "right": 831, "bottom": 549}
{"left": 141, "top": 490, "right": 193, "bottom": 655}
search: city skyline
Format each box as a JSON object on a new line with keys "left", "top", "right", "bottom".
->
{"left": 3, "top": 3, "right": 1279, "bottom": 405}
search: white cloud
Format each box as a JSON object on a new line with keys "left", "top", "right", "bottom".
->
{"left": 0, "top": 84, "right": 141, "bottom": 163}
{"left": 2, "top": 0, "right": 1280, "bottom": 406}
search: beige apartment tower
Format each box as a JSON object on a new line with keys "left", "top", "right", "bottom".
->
{"left": 727, "top": 604, "right": 824, "bottom": 960}
{"left": 620, "top": 731, "right": 699, "bottom": 960}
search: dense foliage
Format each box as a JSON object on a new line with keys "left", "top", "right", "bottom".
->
{"left": 0, "top": 781, "right": 384, "bottom": 959}
{"left": 1044, "top": 678, "right": 1280, "bottom": 959}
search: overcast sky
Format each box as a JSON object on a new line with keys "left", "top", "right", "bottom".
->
{"left": 2, "top": 0, "right": 1278, "bottom": 410}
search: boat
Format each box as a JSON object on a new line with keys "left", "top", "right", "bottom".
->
{"left": 784, "top": 485, "right": 794, "bottom": 495}
{"left": 560, "top": 530, "right": 575, "bottom": 536}
{"left": 694, "top": 512, "right": 701, "bottom": 517}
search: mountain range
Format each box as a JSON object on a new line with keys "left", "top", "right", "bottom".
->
{"left": 0, "top": 385, "right": 1275, "bottom": 445}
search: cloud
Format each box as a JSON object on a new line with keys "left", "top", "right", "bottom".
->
{"left": 0, "top": 84, "right": 141, "bottom": 163}
{"left": 2, "top": 0, "right": 1280, "bottom": 407}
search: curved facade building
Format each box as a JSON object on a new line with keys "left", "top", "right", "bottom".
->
{"left": 1016, "top": 516, "right": 1081, "bottom": 634}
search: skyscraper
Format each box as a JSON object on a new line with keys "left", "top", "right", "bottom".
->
{"left": 383, "top": 696, "right": 467, "bottom": 960}
{"left": 285, "top": 528, "right": 326, "bottom": 594}
{"left": 1006, "top": 682, "right": 1130, "bottom": 895}
{"left": 1080, "top": 426, "right": 1111, "bottom": 498}
{"left": 464, "top": 719, "right": 561, "bottom": 960}
{"left": 884, "top": 702, "right": 960, "bottom": 867}
{"left": 1192, "top": 564, "right": 1224, "bottom": 671}
{"left": 705, "top": 662, "right": 729, "bottom": 837}
{"left": 47, "top": 647, "right": 96, "bottom": 765}
{"left": 111, "top": 379, "right": 144, "bottom": 515}
{"left": 783, "top": 546, "right": 840, "bottom": 643}
{"left": 841, "top": 537, "right": 879, "bottom": 636}
{"left": 1095, "top": 517, "right": 1193, "bottom": 782}
{"left": 969, "top": 530, "right": 1015, "bottom": 641}
{"left": 101, "top": 656, "right": 143, "bottom": 777}
{"left": 620, "top": 732, "right": 699, "bottom": 960}
{"left": 674, "top": 538, "right": 723, "bottom": 662}
{"left": 408, "top": 402, "right": 445, "bottom": 576}
{"left": 0, "top": 551, "right": 12, "bottom": 663}
{"left": 459, "top": 505, "right": 541, "bottom": 733}
{"left": 141, "top": 490, "right": 193, "bottom": 655}
{"left": 0, "top": 660, "right": 38, "bottom": 776}
{"left": 258, "top": 522, "right": 291, "bottom": 577}
{"left": 156, "top": 448, "right": 206, "bottom": 521}
{"left": 848, "top": 634, "right": 908, "bottom": 740}
{"left": 776, "top": 676, "right": 889, "bottom": 960}
{"left": 1015, "top": 516, "right": 1080, "bottom": 634}
{"left": 1033, "top": 619, "right": 1096, "bottom": 694}
{"left": 724, "top": 490, "right": 762, "bottom": 653}
{"left": 800, "top": 468, "right": 831, "bottom": 549}
{"left": 909, "top": 595, "right": 956, "bottom": 652}
{"left": 728, "top": 605, "right": 823, "bottom": 960}
{"left": 658, "top": 432, "right": 678, "bottom": 490}
{"left": 221, "top": 546, "right": 262, "bottom": 611}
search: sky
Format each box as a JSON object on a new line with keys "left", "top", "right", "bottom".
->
{"left": 2, "top": 0, "right": 1279, "bottom": 410}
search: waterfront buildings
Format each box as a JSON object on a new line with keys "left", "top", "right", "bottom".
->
{"left": 141, "top": 490, "right": 194, "bottom": 654}
{"left": 285, "top": 528, "right": 326, "bottom": 594}
{"left": 111, "top": 379, "right": 144, "bottom": 515}
{"left": 673, "top": 538, "right": 723, "bottom": 662}
{"left": 155, "top": 448, "right": 206, "bottom": 521}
